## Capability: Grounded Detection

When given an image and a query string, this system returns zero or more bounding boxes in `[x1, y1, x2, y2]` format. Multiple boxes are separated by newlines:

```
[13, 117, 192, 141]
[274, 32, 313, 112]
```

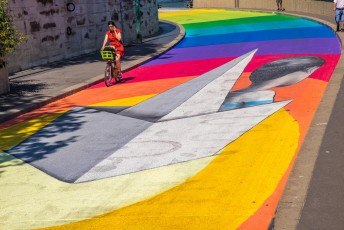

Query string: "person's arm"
[101, 34, 109, 50]
[115, 29, 122, 42]
[334, 0, 337, 11]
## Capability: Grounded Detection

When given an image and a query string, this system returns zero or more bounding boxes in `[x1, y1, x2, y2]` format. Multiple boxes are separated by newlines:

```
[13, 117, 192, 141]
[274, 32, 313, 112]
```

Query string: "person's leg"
[340, 21, 344, 30]
[335, 9, 340, 29]
[340, 10, 344, 31]
[280, 0, 285, 11]
[115, 53, 122, 78]
[276, 0, 284, 11]
[335, 9, 342, 31]
[276, 0, 280, 10]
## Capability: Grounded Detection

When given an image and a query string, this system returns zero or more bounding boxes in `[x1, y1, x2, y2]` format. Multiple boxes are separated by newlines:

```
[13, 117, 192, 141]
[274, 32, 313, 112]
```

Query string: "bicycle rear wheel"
[104, 63, 112, 87]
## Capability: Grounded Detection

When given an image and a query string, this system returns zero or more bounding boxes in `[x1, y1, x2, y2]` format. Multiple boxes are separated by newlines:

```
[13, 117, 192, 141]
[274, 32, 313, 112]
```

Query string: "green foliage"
[0, 0, 26, 68]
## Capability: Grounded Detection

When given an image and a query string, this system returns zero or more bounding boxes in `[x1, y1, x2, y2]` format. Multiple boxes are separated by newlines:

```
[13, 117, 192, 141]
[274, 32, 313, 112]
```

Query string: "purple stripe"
[145, 38, 340, 66]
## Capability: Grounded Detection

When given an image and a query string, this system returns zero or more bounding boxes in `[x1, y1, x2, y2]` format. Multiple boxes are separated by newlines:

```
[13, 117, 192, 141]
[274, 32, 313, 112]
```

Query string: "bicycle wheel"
[104, 63, 112, 87]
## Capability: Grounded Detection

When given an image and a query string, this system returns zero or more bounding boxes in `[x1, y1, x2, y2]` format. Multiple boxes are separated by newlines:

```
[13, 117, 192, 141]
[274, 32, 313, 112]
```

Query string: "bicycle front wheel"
[104, 63, 112, 87]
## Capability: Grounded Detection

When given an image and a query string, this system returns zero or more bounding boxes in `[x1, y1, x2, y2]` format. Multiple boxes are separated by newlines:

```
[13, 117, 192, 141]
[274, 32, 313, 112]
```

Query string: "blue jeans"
[335, 8, 344, 23]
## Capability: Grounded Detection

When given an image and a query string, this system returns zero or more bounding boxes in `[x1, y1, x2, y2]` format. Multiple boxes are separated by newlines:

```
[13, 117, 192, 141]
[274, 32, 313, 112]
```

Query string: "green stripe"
[161, 11, 272, 25]
[182, 14, 299, 29]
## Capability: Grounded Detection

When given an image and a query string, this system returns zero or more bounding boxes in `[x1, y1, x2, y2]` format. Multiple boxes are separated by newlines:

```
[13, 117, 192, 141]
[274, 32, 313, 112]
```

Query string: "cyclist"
[101, 21, 124, 78]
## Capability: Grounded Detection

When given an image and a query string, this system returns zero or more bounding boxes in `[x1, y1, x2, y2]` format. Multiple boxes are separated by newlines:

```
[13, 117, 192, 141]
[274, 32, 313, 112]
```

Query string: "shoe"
[116, 73, 122, 82]
[341, 28, 344, 32]
[281, 8, 285, 11]
[277, 8, 280, 11]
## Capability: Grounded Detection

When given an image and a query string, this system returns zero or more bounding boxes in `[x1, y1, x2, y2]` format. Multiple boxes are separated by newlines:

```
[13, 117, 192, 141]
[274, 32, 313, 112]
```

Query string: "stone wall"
[7, 0, 159, 73]
[239, 0, 333, 17]
[193, 0, 333, 17]
[193, 0, 235, 8]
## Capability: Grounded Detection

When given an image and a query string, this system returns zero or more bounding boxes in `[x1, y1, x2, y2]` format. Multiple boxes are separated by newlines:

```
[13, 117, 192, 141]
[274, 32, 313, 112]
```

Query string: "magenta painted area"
[89, 57, 236, 89]
[144, 38, 341, 66]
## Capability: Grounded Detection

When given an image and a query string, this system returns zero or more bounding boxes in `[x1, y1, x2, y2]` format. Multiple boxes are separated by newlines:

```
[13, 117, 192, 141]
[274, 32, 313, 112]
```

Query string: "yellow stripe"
[0, 112, 65, 150]
[159, 9, 227, 18]
[160, 10, 272, 24]
[89, 94, 156, 107]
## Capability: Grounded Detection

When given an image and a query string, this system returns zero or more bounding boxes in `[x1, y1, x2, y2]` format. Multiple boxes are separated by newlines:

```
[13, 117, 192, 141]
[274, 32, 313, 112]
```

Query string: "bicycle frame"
[101, 49, 121, 87]
[104, 60, 116, 87]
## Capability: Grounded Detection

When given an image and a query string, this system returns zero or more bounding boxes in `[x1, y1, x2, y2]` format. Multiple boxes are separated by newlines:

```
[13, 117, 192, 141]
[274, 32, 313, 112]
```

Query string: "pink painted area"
[88, 57, 236, 89]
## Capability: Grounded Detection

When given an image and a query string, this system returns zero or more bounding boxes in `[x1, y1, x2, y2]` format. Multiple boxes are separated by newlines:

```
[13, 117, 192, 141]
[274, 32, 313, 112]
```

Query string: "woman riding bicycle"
[101, 21, 124, 78]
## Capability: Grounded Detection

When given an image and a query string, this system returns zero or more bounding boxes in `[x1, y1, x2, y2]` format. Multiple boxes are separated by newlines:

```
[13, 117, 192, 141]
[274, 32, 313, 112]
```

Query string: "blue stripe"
[177, 26, 336, 48]
[221, 100, 274, 108]
[186, 19, 322, 37]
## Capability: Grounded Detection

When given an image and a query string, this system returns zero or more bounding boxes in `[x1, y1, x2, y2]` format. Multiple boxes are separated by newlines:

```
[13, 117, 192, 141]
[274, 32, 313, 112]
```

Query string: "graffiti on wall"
[8, 0, 159, 72]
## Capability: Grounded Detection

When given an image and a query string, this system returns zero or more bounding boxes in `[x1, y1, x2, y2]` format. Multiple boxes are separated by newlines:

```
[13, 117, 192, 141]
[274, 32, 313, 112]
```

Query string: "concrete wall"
[193, 0, 235, 8]
[239, 0, 333, 17]
[193, 0, 333, 17]
[7, 0, 159, 73]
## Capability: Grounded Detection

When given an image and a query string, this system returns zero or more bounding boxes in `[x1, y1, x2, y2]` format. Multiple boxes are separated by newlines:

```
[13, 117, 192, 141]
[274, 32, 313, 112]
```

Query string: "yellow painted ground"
[89, 94, 156, 107]
[42, 108, 299, 230]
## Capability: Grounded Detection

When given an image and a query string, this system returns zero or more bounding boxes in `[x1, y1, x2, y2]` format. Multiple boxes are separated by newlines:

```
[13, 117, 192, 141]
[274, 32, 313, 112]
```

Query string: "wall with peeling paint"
[7, 0, 159, 73]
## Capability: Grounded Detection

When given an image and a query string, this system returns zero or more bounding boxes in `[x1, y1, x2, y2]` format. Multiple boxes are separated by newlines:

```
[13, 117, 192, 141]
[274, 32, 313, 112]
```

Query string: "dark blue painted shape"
[176, 26, 337, 48]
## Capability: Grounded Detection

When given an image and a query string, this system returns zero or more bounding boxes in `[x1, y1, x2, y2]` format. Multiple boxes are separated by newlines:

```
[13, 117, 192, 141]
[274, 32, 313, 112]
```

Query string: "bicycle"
[100, 46, 122, 87]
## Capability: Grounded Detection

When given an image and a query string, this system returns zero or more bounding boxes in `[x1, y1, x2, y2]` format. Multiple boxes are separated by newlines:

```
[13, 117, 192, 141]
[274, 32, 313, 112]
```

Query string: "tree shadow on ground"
[1, 108, 101, 178]
[0, 80, 49, 114]
[8, 107, 99, 163]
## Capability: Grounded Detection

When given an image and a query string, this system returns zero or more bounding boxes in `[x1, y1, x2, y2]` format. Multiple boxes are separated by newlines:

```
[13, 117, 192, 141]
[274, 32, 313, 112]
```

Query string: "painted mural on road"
[0, 9, 341, 229]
